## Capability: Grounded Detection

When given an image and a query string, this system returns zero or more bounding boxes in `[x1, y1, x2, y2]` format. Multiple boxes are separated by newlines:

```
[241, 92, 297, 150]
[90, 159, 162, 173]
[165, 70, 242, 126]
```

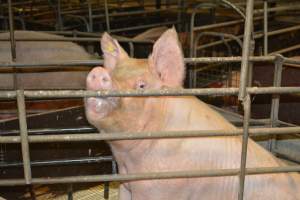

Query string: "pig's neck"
[162, 96, 236, 131]
[109, 97, 169, 168]
[110, 96, 236, 172]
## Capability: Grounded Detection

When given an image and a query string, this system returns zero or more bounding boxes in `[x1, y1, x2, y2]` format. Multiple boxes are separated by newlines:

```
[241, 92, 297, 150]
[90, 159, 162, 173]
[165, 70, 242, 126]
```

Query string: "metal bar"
[109, 20, 179, 33]
[220, 0, 246, 19]
[196, 24, 300, 52]
[263, 0, 268, 56]
[271, 44, 300, 55]
[7, 0, 18, 91]
[193, 32, 243, 57]
[193, 16, 263, 32]
[7, 0, 16, 61]
[88, 2, 93, 32]
[104, 0, 110, 32]
[16, 90, 32, 184]
[269, 56, 284, 151]
[0, 117, 270, 137]
[238, 0, 254, 100]
[56, 0, 63, 31]
[0, 60, 103, 68]
[0, 56, 276, 68]
[254, 4, 300, 14]
[128, 42, 134, 57]
[1, 127, 300, 144]
[189, 2, 218, 57]
[0, 156, 113, 168]
[1, 86, 300, 99]
[0, 165, 299, 186]
[238, 95, 251, 200]
[0, 37, 154, 44]
[92, 8, 176, 18]
[2, 127, 95, 136]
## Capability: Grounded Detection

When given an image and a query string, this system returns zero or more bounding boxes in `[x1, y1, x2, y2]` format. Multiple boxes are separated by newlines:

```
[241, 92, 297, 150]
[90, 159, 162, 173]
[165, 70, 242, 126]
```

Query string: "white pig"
[85, 28, 300, 200]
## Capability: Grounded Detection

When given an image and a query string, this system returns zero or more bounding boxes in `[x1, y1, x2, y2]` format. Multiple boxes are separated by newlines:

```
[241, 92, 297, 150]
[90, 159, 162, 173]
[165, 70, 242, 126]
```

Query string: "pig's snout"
[85, 67, 119, 119]
[86, 67, 113, 90]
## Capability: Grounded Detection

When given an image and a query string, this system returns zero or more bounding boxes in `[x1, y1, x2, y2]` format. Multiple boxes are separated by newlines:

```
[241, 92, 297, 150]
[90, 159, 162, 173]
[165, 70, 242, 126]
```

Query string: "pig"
[85, 28, 300, 200]
[0, 31, 92, 89]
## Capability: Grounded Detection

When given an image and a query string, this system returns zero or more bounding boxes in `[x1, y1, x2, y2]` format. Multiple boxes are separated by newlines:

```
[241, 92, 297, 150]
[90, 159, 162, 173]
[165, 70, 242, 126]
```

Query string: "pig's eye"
[136, 80, 147, 89]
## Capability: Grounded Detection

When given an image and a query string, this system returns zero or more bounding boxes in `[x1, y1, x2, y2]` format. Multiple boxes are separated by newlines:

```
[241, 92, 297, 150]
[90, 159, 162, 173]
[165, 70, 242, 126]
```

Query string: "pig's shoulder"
[165, 96, 236, 131]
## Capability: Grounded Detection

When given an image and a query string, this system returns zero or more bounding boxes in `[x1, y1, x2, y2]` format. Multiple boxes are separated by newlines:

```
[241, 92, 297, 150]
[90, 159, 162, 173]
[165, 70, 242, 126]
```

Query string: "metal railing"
[1, 1, 300, 200]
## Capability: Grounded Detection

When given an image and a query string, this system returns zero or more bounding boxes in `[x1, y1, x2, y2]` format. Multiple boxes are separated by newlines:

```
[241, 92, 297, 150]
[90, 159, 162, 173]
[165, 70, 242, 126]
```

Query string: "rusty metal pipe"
[238, 0, 254, 100]
[1, 86, 300, 99]
[1, 127, 300, 144]
[16, 90, 32, 184]
[0, 56, 276, 69]
[0, 165, 299, 186]
[238, 95, 251, 200]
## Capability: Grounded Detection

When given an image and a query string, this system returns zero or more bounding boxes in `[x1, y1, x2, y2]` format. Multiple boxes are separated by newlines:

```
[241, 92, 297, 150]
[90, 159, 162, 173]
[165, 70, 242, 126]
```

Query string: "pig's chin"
[85, 97, 119, 119]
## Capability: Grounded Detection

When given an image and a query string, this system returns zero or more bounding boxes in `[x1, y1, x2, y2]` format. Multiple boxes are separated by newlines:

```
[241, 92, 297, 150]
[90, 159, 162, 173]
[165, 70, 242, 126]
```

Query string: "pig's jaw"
[85, 97, 119, 119]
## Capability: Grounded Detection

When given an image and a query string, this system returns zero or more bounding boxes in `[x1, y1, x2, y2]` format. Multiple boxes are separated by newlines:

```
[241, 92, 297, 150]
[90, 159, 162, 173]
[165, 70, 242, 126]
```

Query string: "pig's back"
[0, 31, 91, 62]
[0, 31, 92, 89]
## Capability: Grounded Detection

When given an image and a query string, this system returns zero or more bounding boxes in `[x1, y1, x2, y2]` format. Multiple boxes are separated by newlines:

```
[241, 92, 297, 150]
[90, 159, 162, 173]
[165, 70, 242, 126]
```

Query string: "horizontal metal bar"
[0, 56, 276, 68]
[197, 24, 300, 51]
[1, 127, 300, 144]
[0, 87, 300, 99]
[193, 16, 264, 32]
[0, 60, 103, 68]
[1, 118, 270, 137]
[254, 4, 300, 14]
[1, 127, 96, 136]
[0, 165, 299, 186]
[0, 36, 153, 44]
[271, 44, 300, 55]
[92, 8, 177, 18]
[109, 21, 180, 33]
[185, 56, 275, 63]
[0, 156, 113, 168]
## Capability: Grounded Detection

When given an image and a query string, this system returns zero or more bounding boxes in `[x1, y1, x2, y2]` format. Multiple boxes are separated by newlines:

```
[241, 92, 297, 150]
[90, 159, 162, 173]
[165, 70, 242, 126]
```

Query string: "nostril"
[102, 76, 109, 82]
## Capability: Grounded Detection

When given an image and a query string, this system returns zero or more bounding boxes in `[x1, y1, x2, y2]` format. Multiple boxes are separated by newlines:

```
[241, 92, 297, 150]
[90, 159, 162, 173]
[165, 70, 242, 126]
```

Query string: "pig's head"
[85, 28, 185, 133]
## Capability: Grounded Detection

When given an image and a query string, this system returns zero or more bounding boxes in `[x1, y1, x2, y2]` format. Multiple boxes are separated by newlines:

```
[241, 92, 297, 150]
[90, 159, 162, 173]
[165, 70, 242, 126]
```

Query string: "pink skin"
[85, 29, 300, 200]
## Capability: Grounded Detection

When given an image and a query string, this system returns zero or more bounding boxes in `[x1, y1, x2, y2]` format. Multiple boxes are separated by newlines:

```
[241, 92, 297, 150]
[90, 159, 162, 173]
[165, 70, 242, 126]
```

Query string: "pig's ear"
[101, 32, 129, 71]
[149, 28, 185, 87]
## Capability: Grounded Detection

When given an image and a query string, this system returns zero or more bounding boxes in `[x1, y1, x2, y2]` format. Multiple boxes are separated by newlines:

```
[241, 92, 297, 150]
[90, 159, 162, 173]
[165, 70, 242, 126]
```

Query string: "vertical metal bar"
[104, 182, 109, 199]
[189, 12, 196, 58]
[67, 184, 73, 200]
[176, 0, 182, 31]
[8, 0, 16, 60]
[247, 41, 255, 87]
[128, 42, 134, 57]
[8, 0, 18, 90]
[17, 90, 32, 184]
[56, 0, 63, 31]
[189, 12, 196, 88]
[268, 56, 283, 151]
[238, 0, 254, 100]
[88, 2, 93, 32]
[238, 0, 254, 197]
[104, 0, 111, 32]
[238, 95, 251, 200]
[263, 0, 268, 56]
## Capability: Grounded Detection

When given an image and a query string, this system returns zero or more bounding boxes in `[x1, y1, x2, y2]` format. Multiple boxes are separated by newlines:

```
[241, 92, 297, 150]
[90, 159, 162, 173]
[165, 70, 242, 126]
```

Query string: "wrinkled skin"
[85, 29, 300, 200]
[0, 31, 92, 89]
